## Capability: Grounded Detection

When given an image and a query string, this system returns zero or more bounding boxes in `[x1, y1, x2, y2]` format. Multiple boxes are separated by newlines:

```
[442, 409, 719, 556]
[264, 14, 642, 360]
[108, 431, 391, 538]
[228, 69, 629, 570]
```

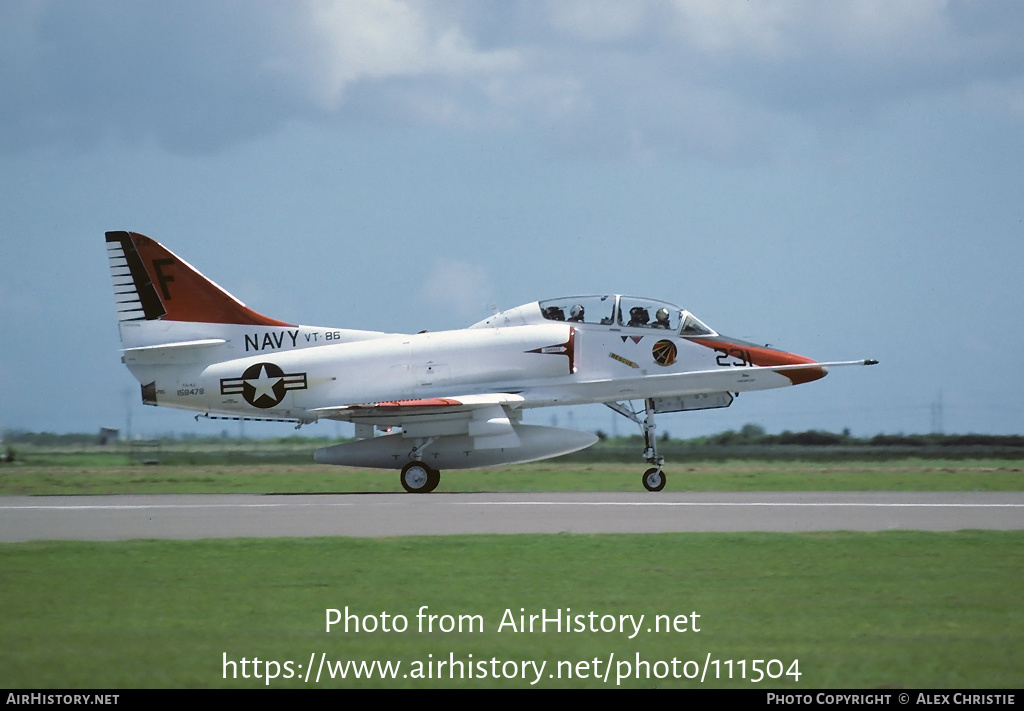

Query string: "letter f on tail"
[105, 231, 292, 326]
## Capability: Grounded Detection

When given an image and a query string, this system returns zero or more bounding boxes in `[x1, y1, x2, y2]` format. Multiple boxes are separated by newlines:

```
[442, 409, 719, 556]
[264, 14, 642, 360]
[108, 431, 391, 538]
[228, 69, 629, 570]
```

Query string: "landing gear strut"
[607, 398, 666, 492]
[400, 461, 440, 493]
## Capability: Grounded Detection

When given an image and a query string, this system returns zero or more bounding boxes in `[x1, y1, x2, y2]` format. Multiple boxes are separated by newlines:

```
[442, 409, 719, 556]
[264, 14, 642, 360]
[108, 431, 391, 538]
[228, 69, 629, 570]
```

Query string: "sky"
[1, 0, 1022, 440]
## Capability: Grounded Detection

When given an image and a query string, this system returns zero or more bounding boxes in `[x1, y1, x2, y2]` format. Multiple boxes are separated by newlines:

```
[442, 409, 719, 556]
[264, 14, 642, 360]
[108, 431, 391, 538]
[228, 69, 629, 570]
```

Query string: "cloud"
[0, 0, 520, 153]
[420, 259, 493, 322]
[306, 0, 520, 109]
[1, 1, 1021, 158]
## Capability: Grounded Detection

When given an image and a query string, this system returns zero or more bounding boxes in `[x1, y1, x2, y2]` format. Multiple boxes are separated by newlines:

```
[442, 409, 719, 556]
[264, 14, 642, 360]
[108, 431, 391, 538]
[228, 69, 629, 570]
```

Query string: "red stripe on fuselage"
[360, 398, 463, 408]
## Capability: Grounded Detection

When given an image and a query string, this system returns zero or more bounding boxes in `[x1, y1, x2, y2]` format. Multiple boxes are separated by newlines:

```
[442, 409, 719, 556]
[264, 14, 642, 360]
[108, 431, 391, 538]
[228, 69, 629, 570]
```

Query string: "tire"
[425, 467, 441, 493]
[642, 467, 666, 492]
[401, 461, 435, 493]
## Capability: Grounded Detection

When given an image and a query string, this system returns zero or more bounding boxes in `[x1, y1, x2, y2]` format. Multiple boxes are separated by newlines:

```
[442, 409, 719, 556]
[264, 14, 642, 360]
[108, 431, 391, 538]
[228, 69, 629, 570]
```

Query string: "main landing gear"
[400, 461, 440, 493]
[607, 398, 667, 492]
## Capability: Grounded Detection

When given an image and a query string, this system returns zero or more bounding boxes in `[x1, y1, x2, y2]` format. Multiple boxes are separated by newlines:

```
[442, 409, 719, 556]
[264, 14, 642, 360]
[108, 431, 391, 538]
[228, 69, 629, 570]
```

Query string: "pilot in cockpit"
[652, 308, 671, 329]
[568, 304, 585, 322]
[542, 306, 565, 321]
[627, 307, 650, 327]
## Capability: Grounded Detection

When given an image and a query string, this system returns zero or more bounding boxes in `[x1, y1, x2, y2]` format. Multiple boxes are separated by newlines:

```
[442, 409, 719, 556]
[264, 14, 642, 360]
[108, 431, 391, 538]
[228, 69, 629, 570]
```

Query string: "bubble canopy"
[473, 295, 717, 337]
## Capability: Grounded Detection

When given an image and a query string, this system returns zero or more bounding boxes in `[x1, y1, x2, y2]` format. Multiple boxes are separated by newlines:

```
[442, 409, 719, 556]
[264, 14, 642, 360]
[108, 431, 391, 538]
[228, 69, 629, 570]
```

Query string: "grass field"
[1, 458, 1023, 495]
[1, 531, 1021, 688]
[2, 455, 1021, 688]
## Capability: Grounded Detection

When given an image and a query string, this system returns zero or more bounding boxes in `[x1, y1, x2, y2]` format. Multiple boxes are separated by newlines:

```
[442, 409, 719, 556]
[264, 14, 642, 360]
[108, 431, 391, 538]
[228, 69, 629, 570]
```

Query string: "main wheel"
[642, 467, 666, 492]
[401, 461, 440, 493]
[425, 467, 440, 493]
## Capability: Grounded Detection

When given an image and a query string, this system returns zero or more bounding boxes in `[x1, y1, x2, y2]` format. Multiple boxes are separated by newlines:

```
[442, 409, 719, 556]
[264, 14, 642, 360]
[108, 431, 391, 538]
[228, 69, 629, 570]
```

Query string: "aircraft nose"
[690, 336, 827, 385]
[782, 357, 827, 385]
[754, 346, 827, 385]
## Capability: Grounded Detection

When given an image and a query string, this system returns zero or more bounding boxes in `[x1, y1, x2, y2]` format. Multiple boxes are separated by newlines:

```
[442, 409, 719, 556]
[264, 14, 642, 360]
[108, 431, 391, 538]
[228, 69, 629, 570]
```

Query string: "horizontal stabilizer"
[122, 339, 227, 352]
[121, 338, 228, 365]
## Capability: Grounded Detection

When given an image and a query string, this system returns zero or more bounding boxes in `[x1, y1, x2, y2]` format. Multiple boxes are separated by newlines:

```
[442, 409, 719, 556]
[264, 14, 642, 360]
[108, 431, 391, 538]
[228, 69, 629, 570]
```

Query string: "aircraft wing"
[309, 393, 527, 449]
[517, 359, 877, 406]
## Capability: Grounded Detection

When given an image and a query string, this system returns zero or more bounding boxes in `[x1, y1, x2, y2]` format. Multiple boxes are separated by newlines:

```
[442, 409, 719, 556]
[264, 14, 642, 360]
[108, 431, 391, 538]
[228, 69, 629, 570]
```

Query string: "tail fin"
[105, 231, 292, 326]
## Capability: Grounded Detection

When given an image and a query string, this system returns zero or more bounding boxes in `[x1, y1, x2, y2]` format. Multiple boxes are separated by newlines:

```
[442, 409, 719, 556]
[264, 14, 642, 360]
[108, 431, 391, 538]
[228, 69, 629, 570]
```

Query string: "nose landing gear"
[607, 398, 667, 492]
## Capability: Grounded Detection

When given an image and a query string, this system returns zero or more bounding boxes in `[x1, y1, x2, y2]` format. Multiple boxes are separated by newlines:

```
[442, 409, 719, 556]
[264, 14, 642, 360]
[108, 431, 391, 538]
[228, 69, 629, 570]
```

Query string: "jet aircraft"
[106, 231, 876, 492]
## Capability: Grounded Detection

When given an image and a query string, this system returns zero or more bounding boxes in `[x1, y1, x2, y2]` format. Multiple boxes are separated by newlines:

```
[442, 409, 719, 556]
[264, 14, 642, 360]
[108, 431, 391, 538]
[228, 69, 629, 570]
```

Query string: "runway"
[2, 492, 1022, 541]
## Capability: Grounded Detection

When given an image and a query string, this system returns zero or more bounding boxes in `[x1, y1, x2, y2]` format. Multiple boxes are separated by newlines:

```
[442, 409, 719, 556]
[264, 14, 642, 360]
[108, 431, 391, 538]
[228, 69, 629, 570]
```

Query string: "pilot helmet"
[570, 304, 584, 320]
[629, 306, 650, 324]
[655, 308, 670, 323]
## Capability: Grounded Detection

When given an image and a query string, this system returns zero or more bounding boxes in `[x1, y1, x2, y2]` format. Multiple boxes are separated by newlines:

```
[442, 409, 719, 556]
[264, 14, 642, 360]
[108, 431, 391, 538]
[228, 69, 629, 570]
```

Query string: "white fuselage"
[121, 316, 801, 422]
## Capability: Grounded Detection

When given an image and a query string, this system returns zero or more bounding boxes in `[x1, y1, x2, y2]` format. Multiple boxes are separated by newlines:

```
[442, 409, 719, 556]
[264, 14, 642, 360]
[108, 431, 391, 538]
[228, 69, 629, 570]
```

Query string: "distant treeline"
[575, 424, 1024, 461]
[0, 431, 332, 447]
[669, 426, 1024, 449]
[5, 426, 1023, 449]
[4, 432, 102, 446]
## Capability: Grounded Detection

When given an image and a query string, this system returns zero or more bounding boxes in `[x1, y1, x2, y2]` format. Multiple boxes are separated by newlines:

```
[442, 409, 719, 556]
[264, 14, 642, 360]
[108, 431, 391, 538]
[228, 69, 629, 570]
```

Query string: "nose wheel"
[642, 467, 666, 492]
[400, 461, 441, 493]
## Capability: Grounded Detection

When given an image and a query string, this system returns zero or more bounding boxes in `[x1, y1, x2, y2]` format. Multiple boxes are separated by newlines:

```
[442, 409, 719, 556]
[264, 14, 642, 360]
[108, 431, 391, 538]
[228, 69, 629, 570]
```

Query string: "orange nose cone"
[751, 347, 827, 385]
[690, 337, 828, 385]
[753, 348, 827, 385]
[783, 362, 828, 385]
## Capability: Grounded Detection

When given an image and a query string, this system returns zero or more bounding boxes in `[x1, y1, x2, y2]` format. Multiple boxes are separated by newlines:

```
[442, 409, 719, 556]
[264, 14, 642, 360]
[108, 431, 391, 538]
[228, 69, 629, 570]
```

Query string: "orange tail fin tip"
[106, 231, 292, 327]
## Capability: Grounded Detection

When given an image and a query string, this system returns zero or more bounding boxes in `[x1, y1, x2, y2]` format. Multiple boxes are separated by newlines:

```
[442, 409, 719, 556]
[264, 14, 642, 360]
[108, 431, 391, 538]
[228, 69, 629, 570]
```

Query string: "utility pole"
[930, 391, 944, 434]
